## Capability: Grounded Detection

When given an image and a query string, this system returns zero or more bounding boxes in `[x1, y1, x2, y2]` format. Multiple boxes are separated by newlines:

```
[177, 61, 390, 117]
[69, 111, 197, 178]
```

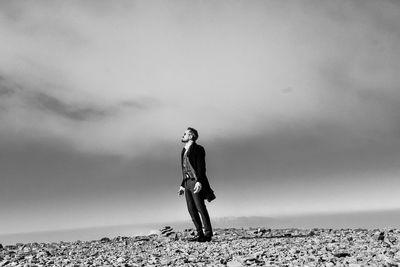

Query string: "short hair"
[187, 127, 199, 141]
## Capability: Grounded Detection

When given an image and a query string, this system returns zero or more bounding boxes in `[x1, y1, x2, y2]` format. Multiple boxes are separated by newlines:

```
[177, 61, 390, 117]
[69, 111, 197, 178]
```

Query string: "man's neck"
[184, 140, 194, 150]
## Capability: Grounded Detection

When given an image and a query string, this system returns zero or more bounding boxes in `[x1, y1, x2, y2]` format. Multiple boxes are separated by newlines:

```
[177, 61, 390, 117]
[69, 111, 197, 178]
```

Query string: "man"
[178, 127, 215, 242]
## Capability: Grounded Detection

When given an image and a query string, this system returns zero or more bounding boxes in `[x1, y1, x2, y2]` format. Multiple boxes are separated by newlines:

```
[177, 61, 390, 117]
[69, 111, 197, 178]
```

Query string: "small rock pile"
[1, 228, 400, 266]
[159, 226, 175, 237]
[159, 226, 180, 241]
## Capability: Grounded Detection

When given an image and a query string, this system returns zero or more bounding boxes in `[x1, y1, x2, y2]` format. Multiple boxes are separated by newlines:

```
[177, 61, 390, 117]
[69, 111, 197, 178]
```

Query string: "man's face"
[181, 130, 192, 143]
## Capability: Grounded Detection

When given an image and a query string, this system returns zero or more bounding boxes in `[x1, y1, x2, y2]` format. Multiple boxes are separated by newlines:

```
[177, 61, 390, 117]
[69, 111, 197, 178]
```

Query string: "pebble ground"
[1, 228, 400, 266]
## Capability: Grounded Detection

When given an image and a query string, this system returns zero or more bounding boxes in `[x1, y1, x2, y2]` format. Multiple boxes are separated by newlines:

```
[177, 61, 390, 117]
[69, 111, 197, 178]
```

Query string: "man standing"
[178, 127, 215, 242]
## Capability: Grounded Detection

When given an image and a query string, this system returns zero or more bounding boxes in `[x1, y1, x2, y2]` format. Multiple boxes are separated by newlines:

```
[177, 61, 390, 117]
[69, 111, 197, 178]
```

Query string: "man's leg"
[192, 191, 212, 238]
[185, 180, 204, 237]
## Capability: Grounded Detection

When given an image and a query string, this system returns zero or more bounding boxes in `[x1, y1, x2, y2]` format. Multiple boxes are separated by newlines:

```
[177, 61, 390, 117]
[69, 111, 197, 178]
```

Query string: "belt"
[184, 173, 196, 180]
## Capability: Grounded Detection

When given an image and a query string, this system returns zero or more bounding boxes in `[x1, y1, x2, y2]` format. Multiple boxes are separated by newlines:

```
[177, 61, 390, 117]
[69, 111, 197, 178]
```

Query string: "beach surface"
[1, 227, 400, 266]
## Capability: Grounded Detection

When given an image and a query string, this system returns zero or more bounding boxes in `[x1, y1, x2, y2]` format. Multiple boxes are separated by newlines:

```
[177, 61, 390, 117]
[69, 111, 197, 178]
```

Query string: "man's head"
[181, 127, 199, 143]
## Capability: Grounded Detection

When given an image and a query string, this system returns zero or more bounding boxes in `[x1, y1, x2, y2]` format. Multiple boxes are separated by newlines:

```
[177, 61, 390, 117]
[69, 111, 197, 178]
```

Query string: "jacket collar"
[182, 142, 196, 158]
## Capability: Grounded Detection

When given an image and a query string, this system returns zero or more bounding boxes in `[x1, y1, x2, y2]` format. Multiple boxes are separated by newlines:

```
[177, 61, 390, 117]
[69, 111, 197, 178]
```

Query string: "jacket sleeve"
[180, 153, 185, 187]
[195, 146, 207, 183]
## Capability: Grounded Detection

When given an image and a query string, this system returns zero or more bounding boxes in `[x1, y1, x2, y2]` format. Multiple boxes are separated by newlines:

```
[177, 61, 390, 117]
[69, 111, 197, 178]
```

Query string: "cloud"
[0, 72, 157, 120]
[0, 75, 18, 96]
[31, 92, 112, 121]
[0, 0, 399, 157]
[1, 1, 400, 234]
[28, 91, 159, 122]
[0, 71, 163, 156]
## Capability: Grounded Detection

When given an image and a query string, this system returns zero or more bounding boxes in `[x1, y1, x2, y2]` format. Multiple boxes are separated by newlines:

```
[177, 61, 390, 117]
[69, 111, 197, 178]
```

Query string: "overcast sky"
[1, 0, 400, 235]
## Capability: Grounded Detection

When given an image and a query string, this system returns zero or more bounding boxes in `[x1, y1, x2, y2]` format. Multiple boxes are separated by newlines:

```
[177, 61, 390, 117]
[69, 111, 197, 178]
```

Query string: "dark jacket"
[181, 142, 216, 202]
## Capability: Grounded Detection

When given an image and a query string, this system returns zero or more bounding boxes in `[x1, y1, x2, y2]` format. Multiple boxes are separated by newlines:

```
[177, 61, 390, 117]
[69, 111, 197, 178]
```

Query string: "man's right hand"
[178, 186, 185, 196]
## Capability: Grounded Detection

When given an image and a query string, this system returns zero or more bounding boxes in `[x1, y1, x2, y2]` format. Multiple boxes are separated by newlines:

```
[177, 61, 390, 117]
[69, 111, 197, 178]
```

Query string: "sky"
[1, 0, 400, 235]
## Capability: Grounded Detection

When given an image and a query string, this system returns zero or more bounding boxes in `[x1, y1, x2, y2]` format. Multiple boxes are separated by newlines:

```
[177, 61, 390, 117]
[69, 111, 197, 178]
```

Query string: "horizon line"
[2, 207, 400, 237]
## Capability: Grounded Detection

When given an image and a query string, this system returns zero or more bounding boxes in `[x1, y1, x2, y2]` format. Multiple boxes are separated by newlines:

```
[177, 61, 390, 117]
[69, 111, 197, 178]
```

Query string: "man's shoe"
[187, 236, 203, 242]
[187, 236, 212, 242]
[197, 236, 212, 242]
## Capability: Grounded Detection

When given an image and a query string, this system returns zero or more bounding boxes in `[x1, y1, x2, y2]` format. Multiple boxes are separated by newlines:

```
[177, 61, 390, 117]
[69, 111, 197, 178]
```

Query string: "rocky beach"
[1, 227, 400, 266]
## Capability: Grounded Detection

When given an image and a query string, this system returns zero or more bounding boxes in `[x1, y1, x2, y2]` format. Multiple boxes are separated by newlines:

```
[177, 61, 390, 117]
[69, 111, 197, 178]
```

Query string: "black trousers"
[184, 179, 212, 237]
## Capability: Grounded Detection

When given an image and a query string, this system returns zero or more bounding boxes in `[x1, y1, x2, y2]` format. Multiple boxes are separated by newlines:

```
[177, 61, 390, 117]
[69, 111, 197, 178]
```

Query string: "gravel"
[1, 228, 400, 266]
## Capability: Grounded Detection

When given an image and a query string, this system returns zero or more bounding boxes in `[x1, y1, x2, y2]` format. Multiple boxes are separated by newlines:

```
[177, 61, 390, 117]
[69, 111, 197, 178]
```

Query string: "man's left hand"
[193, 182, 202, 194]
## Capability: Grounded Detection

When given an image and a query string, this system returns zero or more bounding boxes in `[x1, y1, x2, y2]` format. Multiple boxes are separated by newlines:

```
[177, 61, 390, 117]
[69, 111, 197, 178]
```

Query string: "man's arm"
[194, 146, 206, 183]
[193, 146, 206, 194]
[179, 150, 185, 195]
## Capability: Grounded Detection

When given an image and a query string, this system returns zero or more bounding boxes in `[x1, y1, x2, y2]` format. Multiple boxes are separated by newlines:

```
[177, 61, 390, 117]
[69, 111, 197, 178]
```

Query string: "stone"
[333, 252, 351, 258]
[116, 257, 126, 263]
[227, 260, 243, 267]
[100, 237, 111, 243]
[378, 231, 385, 241]
[160, 258, 171, 265]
